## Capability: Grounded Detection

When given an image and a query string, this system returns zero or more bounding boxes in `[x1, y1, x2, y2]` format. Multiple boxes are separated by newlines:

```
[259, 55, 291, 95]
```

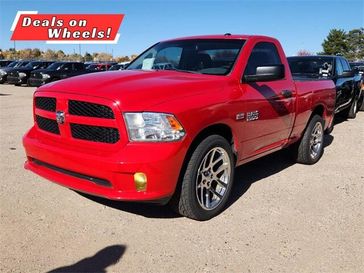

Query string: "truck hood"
[37, 70, 229, 109]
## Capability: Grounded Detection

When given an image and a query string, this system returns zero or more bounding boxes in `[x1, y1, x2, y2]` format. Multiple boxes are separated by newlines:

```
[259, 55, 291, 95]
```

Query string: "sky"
[0, 0, 363, 57]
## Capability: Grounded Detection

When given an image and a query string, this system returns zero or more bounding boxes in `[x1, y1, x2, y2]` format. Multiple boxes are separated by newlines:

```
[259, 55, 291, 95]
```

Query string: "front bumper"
[28, 78, 50, 87]
[23, 126, 189, 202]
[7, 75, 25, 85]
[0, 74, 7, 83]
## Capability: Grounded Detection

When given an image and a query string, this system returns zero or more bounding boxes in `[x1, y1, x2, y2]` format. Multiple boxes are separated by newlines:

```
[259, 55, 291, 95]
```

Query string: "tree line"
[0, 48, 138, 63]
[1, 28, 363, 62]
[297, 28, 364, 61]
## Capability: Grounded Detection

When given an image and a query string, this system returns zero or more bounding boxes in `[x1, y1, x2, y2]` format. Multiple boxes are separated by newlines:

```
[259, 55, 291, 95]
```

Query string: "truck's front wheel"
[172, 135, 235, 220]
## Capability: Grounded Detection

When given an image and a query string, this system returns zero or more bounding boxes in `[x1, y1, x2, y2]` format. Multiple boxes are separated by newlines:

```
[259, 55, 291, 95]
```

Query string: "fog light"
[134, 172, 147, 192]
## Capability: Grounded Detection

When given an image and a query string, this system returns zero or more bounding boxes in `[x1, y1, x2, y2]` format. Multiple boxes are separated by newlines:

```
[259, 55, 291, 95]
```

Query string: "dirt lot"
[0, 84, 363, 273]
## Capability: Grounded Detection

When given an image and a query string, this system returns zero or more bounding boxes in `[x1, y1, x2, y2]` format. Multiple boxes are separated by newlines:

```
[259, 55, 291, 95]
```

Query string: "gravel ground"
[0, 84, 363, 273]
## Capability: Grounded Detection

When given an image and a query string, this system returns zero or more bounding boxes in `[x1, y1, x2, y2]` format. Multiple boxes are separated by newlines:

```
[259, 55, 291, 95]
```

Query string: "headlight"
[19, 72, 26, 77]
[41, 73, 50, 79]
[124, 112, 185, 142]
[0, 70, 7, 75]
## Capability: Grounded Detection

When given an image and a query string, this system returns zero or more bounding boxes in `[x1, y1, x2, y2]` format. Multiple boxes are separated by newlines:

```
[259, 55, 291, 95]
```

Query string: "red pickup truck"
[23, 35, 336, 220]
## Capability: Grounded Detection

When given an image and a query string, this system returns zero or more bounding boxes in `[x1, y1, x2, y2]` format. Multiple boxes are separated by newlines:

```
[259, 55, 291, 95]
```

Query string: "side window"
[62, 63, 72, 71]
[74, 63, 84, 71]
[153, 47, 182, 69]
[341, 58, 351, 71]
[335, 58, 343, 76]
[244, 42, 282, 75]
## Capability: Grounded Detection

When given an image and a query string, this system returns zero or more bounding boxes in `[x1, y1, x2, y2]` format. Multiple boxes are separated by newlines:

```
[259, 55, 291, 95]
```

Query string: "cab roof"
[162, 34, 276, 42]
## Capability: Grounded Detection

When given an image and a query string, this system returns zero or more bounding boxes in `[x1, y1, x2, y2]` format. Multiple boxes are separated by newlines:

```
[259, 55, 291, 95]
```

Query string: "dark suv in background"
[288, 55, 362, 119]
[0, 60, 14, 68]
[0, 61, 29, 84]
[7, 61, 54, 86]
[28, 62, 88, 87]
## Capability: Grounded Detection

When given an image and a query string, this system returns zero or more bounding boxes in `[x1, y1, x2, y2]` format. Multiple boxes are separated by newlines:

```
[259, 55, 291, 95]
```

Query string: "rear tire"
[293, 115, 324, 165]
[343, 98, 358, 119]
[359, 92, 364, 111]
[170, 135, 235, 221]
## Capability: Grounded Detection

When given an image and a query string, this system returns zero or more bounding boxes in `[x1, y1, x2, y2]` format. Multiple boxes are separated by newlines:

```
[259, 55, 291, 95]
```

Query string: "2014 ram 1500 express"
[23, 35, 336, 220]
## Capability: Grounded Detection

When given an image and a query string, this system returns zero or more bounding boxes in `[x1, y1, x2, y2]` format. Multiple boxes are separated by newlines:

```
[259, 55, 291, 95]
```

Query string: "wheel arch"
[311, 104, 325, 118]
[169, 122, 237, 204]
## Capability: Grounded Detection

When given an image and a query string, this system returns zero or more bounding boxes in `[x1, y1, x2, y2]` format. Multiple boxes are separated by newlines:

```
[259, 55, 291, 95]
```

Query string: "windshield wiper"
[165, 68, 201, 74]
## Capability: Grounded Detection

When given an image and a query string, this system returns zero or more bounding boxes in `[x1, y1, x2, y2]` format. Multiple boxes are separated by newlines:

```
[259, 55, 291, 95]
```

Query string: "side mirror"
[340, 70, 355, 78]
[243, 64, 285, 82]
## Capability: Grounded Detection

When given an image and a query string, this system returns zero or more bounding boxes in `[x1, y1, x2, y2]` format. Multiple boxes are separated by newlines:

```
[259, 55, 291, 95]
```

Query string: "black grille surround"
[31, 158, 111, 187]
[35, 97, 56, 112]
[35, 115, 60, 134]
[31, 73, 42, 79]
[70, 123, 119, 144]
[69, 100, 114, 119]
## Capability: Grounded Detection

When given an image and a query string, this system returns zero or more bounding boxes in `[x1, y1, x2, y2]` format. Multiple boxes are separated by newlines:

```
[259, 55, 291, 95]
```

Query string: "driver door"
[238, 42, 296, 160]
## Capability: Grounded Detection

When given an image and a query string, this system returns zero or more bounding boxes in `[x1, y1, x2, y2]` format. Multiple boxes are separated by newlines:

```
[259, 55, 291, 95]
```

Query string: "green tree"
[322, 29, 348, 56]
[115, 55, 130, 62]
[42, 49, 58, 60]
[32, 48, 42, 59]
[346, 28, 364, 61]
[84, 52, 93, 62]
[56, 50, 66, 60]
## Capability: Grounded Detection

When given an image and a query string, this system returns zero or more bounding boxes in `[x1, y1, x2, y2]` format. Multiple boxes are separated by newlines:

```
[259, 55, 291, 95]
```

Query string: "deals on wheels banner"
[11, 12, 124, 43]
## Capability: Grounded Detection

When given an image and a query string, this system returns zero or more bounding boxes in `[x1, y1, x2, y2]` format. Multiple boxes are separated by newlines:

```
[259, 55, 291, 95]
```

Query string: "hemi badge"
[236, 113, 245, 120]
[247, 110, 259, 122]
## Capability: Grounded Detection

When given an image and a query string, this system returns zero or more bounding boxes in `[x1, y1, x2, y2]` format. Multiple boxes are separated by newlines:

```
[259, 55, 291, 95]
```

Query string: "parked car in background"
[108, 64, 122, 70]
[7, 61, 54, 86]
[23, 35, 336, 220]
[28, 62, 88, 87]
[350, 62, 364, 110]
[349, 62, 364, 75]
[0, 61, 29, 84]
[288, 55, 362, 119]
[0, 60, 14, 67]
[86, 63, 112, 71]
[109, 62, 130, 70]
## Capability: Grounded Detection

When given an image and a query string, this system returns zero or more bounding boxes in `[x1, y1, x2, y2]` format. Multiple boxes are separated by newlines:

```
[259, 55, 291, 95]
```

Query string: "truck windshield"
[127, 39, 245, 75]
[288, 57, 334, 78]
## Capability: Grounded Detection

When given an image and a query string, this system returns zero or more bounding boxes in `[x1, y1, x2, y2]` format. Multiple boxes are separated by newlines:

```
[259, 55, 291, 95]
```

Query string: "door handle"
[281, 90, 293, 98]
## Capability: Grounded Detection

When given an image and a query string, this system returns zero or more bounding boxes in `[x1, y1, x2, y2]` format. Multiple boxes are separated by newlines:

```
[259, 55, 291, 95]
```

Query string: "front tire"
[171, 135, 235, 220]
[293, 115, 324, 165]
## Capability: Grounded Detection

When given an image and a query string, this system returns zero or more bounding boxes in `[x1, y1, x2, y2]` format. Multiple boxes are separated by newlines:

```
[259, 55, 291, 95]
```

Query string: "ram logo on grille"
[56, 111, 65, 124]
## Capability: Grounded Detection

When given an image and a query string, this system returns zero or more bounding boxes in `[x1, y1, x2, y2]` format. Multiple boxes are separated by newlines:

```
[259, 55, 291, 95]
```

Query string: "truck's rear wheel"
[343, 98, 358, 119]
[294, 115, 324, 165]
[359, 92, 364, 111]
[172, 135, 234, 220]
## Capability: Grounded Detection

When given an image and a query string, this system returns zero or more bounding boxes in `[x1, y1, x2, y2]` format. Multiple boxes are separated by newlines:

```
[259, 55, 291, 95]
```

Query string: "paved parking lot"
[0, 84, 363, 273]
